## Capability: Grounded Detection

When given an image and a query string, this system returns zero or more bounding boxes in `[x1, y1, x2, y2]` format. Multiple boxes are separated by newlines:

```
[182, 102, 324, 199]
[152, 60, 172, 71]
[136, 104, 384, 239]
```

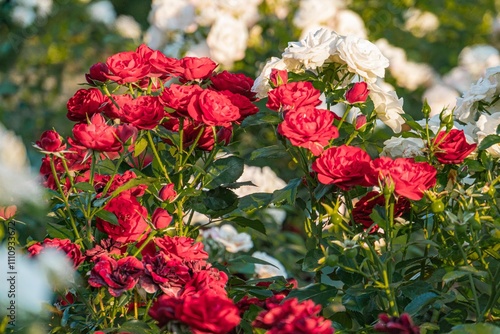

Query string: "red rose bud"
[36, 130, 65, 152]
[152, 208, 173, 230]
[85, 62, 109, 85]
[345, 82, 369, 104]
[159, 183, 177, 202]
[270, 68, 288, 87]
[355, 114, 367, 131]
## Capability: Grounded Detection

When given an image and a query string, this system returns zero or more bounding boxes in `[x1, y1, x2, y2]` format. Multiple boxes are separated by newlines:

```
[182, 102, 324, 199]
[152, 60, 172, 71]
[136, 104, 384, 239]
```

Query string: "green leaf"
[272, 178, 302, 205]
[204, 156, 244, 189]
[250, 145, 288, 160]
[241, 109, 282, 127]
[187, 187, 238, 218]
[229, 216, 266, 234]
[95, 209, 119, 226]
[74, 182, 95, 192]
[133, 137, 148, 157]
[229, 255, 278, 266]
[119, 320, 154, 333]
[110, 177, 155, 198]
[443, 271, 469, 284]
[238, 193, 273, 212]
[478, 134, 500, 150]
[404, 291, 438, 315]
[449, 323, 500, 334]
[46, 222, 74, 240]
[302, 249, 324, 272]
[286, 283, 337, 308]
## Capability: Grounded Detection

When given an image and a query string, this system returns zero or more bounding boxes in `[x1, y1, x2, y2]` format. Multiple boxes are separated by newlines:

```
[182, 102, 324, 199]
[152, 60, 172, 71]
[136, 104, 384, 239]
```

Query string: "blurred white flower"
[233, 165, 287, 198]
[368, 82, 405, 133]
[375, 39, 407, 73]
[202, 224, 253, 253]
[87, 0, 116, 26]
[334, 35, 389, 83]
[422, 84, 459, 117]
[443, 66, 476, 94]
[455, 76, 497, 123]
[394, 61, 436, 91]
[145, 26, 166, 50]
[404, 8, 439, 38]
[148, 0, 196, 32]
[252, 251, 287, 278]
[184, 40, 211, 58]
[381, 137, 426, 159]
[206, 15, 249, 68]
[459, 45, 500, 80]
[266, 0, 291, 19]
[331, 10, 367, 39]
[115, 15, 142, 40]
[476, 112, 500, 157]
[0, 124, 42, 206]
[11, 5, 36, 27]
[282, 27, 339, 71]
[293, 0, 341, 30]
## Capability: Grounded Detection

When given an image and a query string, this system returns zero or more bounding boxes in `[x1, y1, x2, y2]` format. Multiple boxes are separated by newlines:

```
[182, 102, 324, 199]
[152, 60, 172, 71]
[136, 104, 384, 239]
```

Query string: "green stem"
[133, 230, 156, 257]
[147, 131, 172, 183]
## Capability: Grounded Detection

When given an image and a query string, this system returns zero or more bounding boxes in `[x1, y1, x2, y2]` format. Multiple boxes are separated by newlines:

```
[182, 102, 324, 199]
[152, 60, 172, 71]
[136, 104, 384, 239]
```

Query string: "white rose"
[11, 5, 36, 27]
[404, 8, 439, 38]
[282, 27, 340, 71]
[455, 77, 497, 123]
[233, 165, 287, 198]
[381, 137, 426, 159]
[443, 66, 475, 94]
[334, 35, 389, 83]
[252, 251, 287, 278]
[203, 225, 254, 253]
[206, 14, 248, 68]
[293, 0, 341, 29]
[459, 45, 500, 79]
[148, 0, 196, 32]
[375, 39, 407, 73]
[393, 61, 436, 91]
[476, 112, 500, 157]
[331, 10, 367, 39]
[252, 57, 289, 99]
[115, 15, 142, 40]
[87, 0, 116, 26]
[368, 82, 405, 133]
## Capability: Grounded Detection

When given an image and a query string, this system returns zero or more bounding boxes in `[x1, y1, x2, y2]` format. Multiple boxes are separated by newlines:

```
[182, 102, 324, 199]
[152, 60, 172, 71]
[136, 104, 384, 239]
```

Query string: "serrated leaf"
[478, 134, 500, 150]
[241, 109, 282, 127]
[404, 291, 438, 315]
[95, 209, 119, 226]
[272, 178, 301, 205]
[238, 192, 273, 212]
[187, 187, 238, 218]
[229, 216, 266, 234]
[250, 145, 288, 160]
[204, 156, 244, 189]
[443, 270, 469, 284]
[46, 222, 74, 240]
[119, 320, 154, 333]
[286, 283, 337, 307]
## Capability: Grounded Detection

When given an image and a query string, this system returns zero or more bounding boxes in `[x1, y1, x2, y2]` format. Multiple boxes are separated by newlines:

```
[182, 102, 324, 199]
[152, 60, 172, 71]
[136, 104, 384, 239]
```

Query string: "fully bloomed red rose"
[182, 267, 229, 296]
[266, 81, 322, 112]
[253, 298, 333, 334]
[433, 129, 476, 164]
[188, 89, 241, 127]
[136, 44, 183, 79]
[278, 106, 339, 156]
[66, 88, 111, 122]
[312, 145, 372, 190]
[366, 157, 437, 201]
[36, 130, 65, 152]
[180, 57, 218, 82]
[159, 84, 203, 117]
[210, 70, 257, 101]
[352, 191, 410, 232]
[85, 62, 109, 85]
[220, 90, 259, 122]
[96, 193, 149, 243]
[105, 51, 150, 84]
[106, 170, 147, 197]
[71, 114, 122, 152]
[154, 236, 208, 261]
[88, 255, 144, 297]
[27, 238, 84, 268]
[345, 82, 369, 104]
[140, 252, 192, 295]
[118, 95, 165, 130]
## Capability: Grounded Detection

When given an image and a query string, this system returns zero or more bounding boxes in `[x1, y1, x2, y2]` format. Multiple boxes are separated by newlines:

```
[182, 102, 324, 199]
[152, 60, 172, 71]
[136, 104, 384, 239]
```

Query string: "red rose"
[253, 298, 333, 334]
[182, 268, 229, 296]
[136, 44, 183, 79]
[266, 81, 321, 112]
[219, 90, 259, 122]
[352, 191, 410, 232]
[366, 157, 437, 201]
[105, 51, 150, 84]
[152, 208, 173, 230]
[27, 238, 84, 268]
[433, 129, 476, 164]
[66, 88, 111, 122]
[345, 82, 369, 104]
[210, 70, 257, 101]
[374, 313, 420, 334]
[154, 236, 208, 261]
[0, 205, 16, 220]
[159, 183, 177, 202]
[104, 94, 132, 120]
[270, 68, 288, 87]
[278, 106, 339, 156]
[159, 84, 203, 117]
[71, 114, 122, 152]
[106, 170, 147, 197]
[36, 130, 65, 152]
[140, 253, 191, 295]
[355, 114, 367, 131]
[312, 145, 372, 190]
[88, 255, 144, 297]
[96, 193, 149, 243]
[187, 89, 240, 127]
[118, 95, 165, 130]
[85, 62, 109, 85]
[180, 56, 218, 81]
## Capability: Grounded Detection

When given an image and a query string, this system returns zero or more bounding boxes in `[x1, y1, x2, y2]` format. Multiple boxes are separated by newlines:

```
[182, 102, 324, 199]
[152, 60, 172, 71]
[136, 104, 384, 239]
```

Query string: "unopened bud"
[345, 82, 369, 104]
[269, 68, 288, 87]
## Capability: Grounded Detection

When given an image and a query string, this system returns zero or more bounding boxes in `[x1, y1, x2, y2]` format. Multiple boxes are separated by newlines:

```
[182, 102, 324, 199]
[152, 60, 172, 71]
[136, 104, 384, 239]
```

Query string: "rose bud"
[355, 114, 367, 131]
[0, 205, 17, 220]
[36, 130, 65, 152]
[152, 208, 173, 230]
[85, 62, 109, 85]
[270, 68, 288, 87]
[345, 82, 369, 104]
[159, 183, 177, 202]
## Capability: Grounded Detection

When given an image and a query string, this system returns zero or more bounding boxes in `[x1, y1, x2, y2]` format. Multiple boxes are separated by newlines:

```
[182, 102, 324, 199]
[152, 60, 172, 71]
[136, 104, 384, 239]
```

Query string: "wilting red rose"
[210, 70, 257, 101]
[366, 157, 437, 201]
[140, 253, 192, 295]
[66, 88, 111, 122]
[266, 81, 321, 112]
[0, 205, 16, 220]
[96, 193, 149, 243]
[159, 84, 203, 117]
[180, 57, 218, 82]
[219, 90, 259, 122]
[136, 44, 183, 79]
[374, 313, 420, 334]
[270, 68, 288, 87]
[312, 145, 372, 190]
[352, 191, 410, 232]
[36, 130, 65, 152]
[253, 298, 333, 334]
[118, 95, 165, 130]
[433, 129, 476, 164]
[154, 236, 208, 261]
[88, 255, 144, 297]
[85, 62, 109, 85]
[152, 208, 173, 230]
[345, 82, 369, 104]
[159, 183, 177, 202]
[71, 114, 122, 152]
[188, 89, 240, 127]
[105, 51, 150, 84]
[27, 238, 84, 268]
[278, 106, 339, 156]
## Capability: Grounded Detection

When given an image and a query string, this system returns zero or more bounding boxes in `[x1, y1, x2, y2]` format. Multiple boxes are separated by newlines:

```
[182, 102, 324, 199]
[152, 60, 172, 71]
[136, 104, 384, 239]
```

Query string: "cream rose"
[368, 82, 405, 133]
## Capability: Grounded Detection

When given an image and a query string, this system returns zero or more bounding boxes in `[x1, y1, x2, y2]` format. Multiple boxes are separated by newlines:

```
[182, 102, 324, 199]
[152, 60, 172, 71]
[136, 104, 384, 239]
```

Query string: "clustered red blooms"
[374, 313, 420, 334]
[27, 238, 84, 268]
[432, 129, 476, 164]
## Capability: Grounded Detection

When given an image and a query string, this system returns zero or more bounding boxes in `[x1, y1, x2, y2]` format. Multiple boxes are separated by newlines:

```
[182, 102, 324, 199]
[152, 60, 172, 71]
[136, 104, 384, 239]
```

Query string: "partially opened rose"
[433, 129, 476, 164]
